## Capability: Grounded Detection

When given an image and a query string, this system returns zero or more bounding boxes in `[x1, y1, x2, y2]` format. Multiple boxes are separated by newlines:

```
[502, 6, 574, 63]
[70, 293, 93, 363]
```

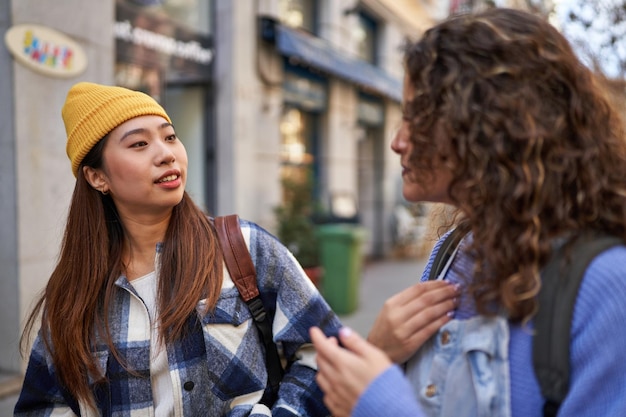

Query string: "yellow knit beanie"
[62, 82, 171, 177]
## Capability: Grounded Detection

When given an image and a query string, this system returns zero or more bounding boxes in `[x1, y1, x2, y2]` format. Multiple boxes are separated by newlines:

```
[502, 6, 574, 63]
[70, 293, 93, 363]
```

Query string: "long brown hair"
[403, 8, 626, 321]
[20, 135, 223, 405]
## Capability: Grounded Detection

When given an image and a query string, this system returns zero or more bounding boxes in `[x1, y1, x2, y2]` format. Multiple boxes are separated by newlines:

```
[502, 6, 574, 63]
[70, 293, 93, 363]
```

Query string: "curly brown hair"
[403, 8, 626, 321]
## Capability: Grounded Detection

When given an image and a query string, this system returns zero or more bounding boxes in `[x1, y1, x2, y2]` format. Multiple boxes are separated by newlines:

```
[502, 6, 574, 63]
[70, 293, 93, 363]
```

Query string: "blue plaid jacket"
[15, 219, 341, 416]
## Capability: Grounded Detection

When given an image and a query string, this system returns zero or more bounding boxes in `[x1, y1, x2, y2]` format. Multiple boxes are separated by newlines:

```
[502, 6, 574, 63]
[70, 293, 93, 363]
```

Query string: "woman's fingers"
[389, 279, 455, 306]
[367, 281, 459, 362]
[311, 326, 394, 417]
[310, 327, 339, 364]
[310, 327, 362, 416]
[338, 328, 391, 370]
[312, 327, 392, 382]
[310, 280, 462, 412]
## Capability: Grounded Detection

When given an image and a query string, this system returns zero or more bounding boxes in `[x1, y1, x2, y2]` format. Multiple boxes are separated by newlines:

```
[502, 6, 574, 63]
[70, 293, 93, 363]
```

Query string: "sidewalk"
[0, 257, 428, 417]
[338, 256, 428, 337]
[0, 374, 20, 417]
[0, 395, 16, 417]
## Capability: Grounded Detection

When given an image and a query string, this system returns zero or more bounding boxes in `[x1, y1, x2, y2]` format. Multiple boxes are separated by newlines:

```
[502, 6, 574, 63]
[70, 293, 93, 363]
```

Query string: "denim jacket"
[404, 315, 511, 417]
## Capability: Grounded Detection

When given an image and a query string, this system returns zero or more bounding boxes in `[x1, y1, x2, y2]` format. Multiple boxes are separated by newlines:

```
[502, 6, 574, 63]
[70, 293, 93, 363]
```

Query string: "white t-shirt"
[132, 271, 174, 416]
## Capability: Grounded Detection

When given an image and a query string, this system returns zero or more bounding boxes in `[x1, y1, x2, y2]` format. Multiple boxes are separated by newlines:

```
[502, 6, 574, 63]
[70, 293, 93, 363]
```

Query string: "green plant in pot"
[274, 175, 322, 287]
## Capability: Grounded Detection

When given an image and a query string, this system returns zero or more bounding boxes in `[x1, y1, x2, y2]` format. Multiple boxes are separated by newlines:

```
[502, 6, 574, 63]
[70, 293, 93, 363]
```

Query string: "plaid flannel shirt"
[16, 218, 341, 416]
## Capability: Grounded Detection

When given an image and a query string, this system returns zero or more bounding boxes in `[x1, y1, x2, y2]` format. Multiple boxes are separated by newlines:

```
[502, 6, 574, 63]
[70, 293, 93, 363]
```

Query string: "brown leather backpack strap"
[214, 214, 258, 301]
[213, 214, 284, 406]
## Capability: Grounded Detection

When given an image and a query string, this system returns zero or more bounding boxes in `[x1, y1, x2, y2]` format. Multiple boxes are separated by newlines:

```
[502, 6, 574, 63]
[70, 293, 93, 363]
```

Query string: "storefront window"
[122, 0, 212, 35]
[164, 86, 207, 207]
[281, 65, 324, 204]
[280, 107, 315, 184]
[115, 0, 215, 212]
[278, 0, 317, 34]
[115, 1, 213, 86]
[355, 11, 378, 64]
[115, 63, 164, 101]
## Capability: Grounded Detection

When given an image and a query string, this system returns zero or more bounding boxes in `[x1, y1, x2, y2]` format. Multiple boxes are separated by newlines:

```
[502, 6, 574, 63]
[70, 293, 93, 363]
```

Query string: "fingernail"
[339, 327, 353, 337]
[447, 310, 455, 318]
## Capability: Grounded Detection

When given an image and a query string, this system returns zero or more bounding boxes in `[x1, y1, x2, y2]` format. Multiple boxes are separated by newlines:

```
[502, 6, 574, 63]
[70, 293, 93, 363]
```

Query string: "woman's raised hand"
[367, 280, 459, 363]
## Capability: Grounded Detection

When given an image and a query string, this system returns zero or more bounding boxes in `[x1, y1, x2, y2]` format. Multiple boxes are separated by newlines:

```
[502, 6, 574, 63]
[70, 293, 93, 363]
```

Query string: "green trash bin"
[316, 224, 367, 315]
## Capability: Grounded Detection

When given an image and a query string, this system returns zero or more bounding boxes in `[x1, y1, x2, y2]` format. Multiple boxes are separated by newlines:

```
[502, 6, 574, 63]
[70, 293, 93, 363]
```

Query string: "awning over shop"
[261, 18, 402, 102]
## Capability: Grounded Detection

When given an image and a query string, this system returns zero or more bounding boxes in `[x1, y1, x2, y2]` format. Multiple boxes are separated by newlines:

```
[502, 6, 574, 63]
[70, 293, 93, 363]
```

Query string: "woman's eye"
[130, 141, 147, 148]
[166, 134, 177, 142]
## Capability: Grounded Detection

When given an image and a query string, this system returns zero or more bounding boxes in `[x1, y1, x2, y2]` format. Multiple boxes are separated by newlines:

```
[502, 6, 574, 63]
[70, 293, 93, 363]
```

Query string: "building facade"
[1, 0, 444, 393]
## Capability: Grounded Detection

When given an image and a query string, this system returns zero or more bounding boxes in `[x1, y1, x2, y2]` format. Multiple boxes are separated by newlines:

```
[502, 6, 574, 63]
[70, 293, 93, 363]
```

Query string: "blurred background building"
[2, 0, 624, 402]
[0, 0, 449, 395]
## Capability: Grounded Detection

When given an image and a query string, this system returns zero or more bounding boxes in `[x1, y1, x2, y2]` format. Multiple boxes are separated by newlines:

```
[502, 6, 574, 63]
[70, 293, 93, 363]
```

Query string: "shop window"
[115, 1, 213, 86]
[355, 11, 378, 65]
[115, 63, 164, 102]
[280, 106, 322, 200]
[164, 86, 208, 208]
[280, 64, 325, 208]
[119, 0, 213, 35]
[280, 107, 316, 183]
[278, 0, 317, 34]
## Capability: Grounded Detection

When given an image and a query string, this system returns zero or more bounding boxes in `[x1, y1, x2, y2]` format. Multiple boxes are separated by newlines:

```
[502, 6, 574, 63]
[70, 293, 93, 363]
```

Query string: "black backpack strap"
[427, 227, 466, 281]
[214, 215, 284, 407]
[534, 234, 622, 417]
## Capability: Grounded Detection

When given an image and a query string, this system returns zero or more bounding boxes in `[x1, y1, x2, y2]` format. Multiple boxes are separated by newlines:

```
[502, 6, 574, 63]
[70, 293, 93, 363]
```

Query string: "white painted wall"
[10, 0, 115, 367]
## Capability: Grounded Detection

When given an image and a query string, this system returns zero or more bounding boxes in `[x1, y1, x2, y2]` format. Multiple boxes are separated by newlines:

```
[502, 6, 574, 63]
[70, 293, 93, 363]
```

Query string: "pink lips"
[155, 170, 182, 189]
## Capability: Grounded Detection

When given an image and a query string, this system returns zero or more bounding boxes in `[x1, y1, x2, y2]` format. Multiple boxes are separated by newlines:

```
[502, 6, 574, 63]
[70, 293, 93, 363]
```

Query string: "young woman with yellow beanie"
[14, 82, 341, 416]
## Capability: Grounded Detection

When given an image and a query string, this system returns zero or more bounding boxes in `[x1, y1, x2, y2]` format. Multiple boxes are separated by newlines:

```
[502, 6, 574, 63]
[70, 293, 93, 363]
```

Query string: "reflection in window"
[115, 62, 163, 101]
[279, 106, 319, 223]
[120, 0, 212, 34]
[280, 107, 315, 186]
[355, 11, 378, 64]
[280, 108, 313, 165]
[278, 0, 316, 33]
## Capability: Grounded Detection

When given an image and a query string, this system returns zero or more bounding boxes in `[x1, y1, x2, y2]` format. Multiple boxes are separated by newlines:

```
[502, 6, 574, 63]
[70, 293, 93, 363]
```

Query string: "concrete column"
[10, 0, 115, 368]
[0, 0, 20, 374]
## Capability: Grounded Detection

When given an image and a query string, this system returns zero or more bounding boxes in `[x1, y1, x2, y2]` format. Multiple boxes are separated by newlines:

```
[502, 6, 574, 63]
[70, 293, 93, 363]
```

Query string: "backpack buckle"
[248, 297, 267, 322]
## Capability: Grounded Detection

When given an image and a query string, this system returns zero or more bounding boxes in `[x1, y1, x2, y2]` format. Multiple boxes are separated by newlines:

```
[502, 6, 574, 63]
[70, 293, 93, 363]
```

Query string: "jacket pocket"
[199, 288, 268, 401]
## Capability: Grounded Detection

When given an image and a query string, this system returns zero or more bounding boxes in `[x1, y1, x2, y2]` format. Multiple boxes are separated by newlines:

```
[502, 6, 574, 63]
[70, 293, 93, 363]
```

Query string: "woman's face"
[85, 115, 188, 220]
[391, 77, 454, 205]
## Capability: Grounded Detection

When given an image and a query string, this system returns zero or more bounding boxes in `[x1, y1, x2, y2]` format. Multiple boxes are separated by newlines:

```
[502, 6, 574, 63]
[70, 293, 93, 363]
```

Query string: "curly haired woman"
[311, 8, 626, 417]
[15, 82, 341, 416]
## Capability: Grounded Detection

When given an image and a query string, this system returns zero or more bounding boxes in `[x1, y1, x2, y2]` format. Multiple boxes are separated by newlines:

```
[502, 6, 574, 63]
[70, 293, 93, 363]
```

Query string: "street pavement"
[0, 395, 15, 417]
[0, 374, 20, 417]
[0, 257, 427, 417]
[337, 256, 428, 336]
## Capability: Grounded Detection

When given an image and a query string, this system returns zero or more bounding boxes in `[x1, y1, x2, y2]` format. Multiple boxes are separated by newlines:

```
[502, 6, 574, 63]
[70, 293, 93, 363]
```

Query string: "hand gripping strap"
[213, 215, 284, 407]
[427, 227, 466, 281]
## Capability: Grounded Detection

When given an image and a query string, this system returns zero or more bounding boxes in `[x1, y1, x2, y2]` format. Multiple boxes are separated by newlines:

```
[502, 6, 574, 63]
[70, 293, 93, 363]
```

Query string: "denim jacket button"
[183, 381, 195, 391]
[425, 383, 437, 397]
[440, 330, 451, 345]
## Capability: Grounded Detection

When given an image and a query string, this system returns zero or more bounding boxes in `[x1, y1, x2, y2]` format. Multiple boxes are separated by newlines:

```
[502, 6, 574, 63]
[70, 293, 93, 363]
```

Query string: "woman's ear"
[82, 166, 109, 194]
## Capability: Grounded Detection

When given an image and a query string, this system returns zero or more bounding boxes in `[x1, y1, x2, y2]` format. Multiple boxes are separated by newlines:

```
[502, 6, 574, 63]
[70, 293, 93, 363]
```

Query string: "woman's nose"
[156, 143, 176, 165]
[391, 123, 408, 154]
